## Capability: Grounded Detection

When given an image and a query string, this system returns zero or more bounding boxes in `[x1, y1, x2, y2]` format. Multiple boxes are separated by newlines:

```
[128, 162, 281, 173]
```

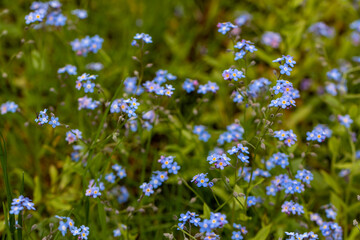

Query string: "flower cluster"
[267, 174, 305, 196]
[25, 1, 67, 26]
[269, 80, 299, 109]
[142, 70, 176, 96]
[217, 22, 237, 35]
[140, 156, 180, 196]
[222, 68, 245, 81]
[10, 195, 35, 215]
[228, 143, 250, 163]
[182, 78, 198, 93]
[310, 213, 324, 226]
[78, 96, 100, 110]
[273, 55, 296, 76]
[308, 22, 335, 38]
[70, 145, 82, 162]
[239, 167, 270, 182]
[110, 97, 140, 118]
[217, 123, 244, 145]
[56, 216, 89, 239]
[86, 62, 103, 71]
[123, 77, 143, 95]
[177, 211, 201, 229]
[234, 39, 257, 60]
[325, 68, 347, 96]
[207, 153, 231, 169]
[65, 129, 82, 144]
[105, 164, 127, 183]
[1, 101, 18, 114]
[232, 223, 247, 240]
[306, 124, 332, 142]
[232, 77, 271, 103]
[58, 64, 77, 75]
[295, 169, 314, 185]
[281, 200, 304, 215]
[350, 19, 360, 45]
[285, 231, 318, 240]
[199, 212, 228, 234]
[35, 108, 60, 128]
[235, 13, 252, 26]
[71, 9, 87, 19]
[70, 35, 104, 56]
[110, 186, 129, 204]
[191, 173, 212, 187]
[274, 129, 297, 146]
[193, 125, 211, 142]
[266, 152, 289, 169]
[75, 73, 97, 92]
[131, 33, 152, 46]
[85, 179, 104, 198]
[197, 81, 219, 94]
[247, 77, 271, 97]
[261, 31, 282, 48]
[320, 222, 342, 239]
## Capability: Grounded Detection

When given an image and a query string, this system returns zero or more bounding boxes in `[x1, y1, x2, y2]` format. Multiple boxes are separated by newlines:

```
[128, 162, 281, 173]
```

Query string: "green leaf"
[30, 50, 45, 71]
[328, 137, 340, 159]
[320, 170, 342, 194]
[97, 198, 107, 234]
[203, 203, 211, 219]
[250, 224, 272, 240]
[239, 213, 252, 221]
[33, 176, 42, 204]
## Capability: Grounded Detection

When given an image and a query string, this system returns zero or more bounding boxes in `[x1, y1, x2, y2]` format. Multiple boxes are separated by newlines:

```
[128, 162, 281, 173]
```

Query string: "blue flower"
[231, 231, 244, 240]
[71, 35, 104, 56]
[58, 65, 77, 75]
[1, 101, 19, 114]
[325, 208, 337, 220]
[113, 229, 121, 237]
[71, 227, 81, 236]
[281, 200, 304, 215]
[237, 153, 249, 163]
[191, 173, 210, 187]
[308, 22, 335, 38]
[105, 172, 116, 183]
[279, 64, 292, 76]
[247, 196, 261, 207]
[71, 9, 88, 19]
[133, 33, 152, 45]
[234, 50, 246, 60]
[140, 183, 154, 196]
[49, 116, 60, 128]
[235, 13, 252, 26]
[217, 22, 237, 35]
[261, 31, 282, 48]
[168, 162, 180, 174]
[327, 68, 342, 82]
[46, 12, 67, 26]
[338, 114, 353, 128]
[65, 129, 82, 144]
[182, 79, 196, 93]
[83, 80, 95, 93]
[58, 221, 68, 236]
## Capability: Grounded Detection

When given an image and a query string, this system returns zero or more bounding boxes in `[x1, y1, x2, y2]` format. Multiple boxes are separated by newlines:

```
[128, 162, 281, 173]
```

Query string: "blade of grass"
[0, 133, 15, 239]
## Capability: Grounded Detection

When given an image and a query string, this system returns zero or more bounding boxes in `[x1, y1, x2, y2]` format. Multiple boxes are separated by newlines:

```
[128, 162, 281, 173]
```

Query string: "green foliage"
[0, 0, 360, 239]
